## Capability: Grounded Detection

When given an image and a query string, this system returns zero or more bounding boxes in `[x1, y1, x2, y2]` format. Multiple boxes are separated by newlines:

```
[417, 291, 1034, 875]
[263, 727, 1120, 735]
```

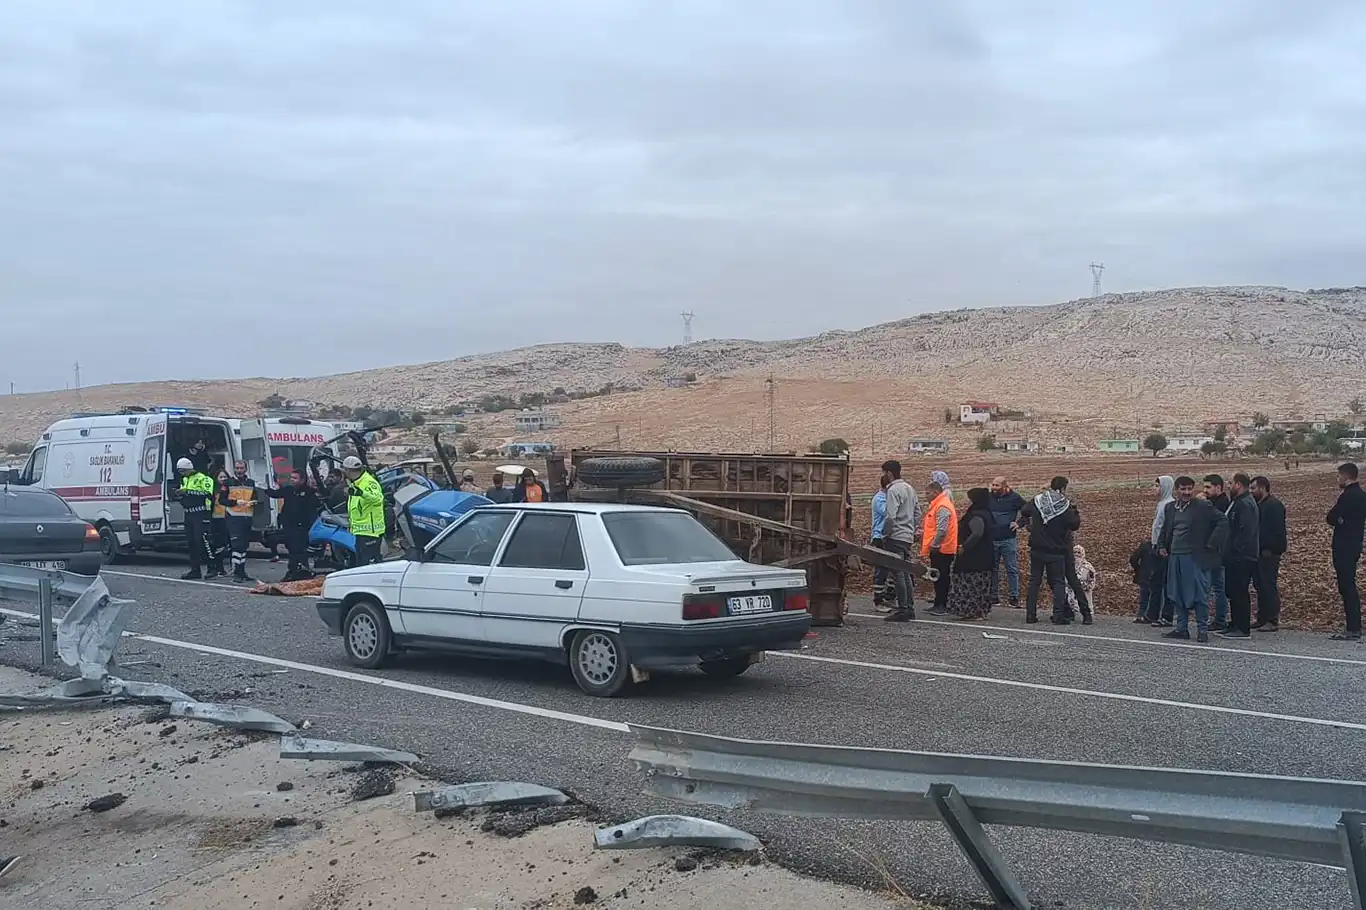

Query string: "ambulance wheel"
[97, 524, 123, 565]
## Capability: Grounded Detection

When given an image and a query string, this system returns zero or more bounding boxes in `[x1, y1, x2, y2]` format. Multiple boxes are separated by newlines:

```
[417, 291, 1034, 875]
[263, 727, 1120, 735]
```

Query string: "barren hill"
[4, 285, 1365, 453]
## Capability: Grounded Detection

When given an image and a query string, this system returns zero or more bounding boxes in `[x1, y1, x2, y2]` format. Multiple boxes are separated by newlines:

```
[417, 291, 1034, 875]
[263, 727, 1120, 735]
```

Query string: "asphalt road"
[4, 554, 1365, 910]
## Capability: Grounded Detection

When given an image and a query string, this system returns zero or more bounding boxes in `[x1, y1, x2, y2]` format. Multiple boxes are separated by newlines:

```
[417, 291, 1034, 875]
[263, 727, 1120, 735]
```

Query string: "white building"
[959, 402, 997, 424]
[997, 437, 1040, 453]
[514, 409, 562, 433]
[1167, 433, 1214, 453]
[907, 438, 950, 455]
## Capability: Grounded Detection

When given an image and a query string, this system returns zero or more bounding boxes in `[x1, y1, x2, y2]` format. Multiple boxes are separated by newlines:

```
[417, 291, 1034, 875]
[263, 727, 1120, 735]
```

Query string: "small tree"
[1252, 411, 1270, 429]
[1210, 441, 1228, 458]
[1350, 397, 1364, 416]
[683, 372, 698, 383]
[1213, 426, 1227, 443]
[977, 435, 997, 452]
[1143, 432, 1168, 457]
[353, 406, 375, 421]
[480, 447, 500, 457]
[944, 408, 954, 424]
[410, 412, 426, 426]
[459, 437, 480, 456]
[812, 438, 850, 455]
[4, 441, 29, 456]
[257, 392, 285, 409]
[1200, 441, 1216, 458]
[1249, 429, 1286, 455]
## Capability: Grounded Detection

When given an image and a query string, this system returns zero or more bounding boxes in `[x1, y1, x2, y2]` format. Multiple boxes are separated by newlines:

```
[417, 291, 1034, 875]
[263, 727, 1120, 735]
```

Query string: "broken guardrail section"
[281, 734, 417, 764]
[594, 815, 760, 852]
[413, 782, 569, 814]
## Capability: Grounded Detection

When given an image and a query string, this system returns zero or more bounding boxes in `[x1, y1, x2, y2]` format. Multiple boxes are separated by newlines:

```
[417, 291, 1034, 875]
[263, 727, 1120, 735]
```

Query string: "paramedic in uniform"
[173, 457, 215, 579]
[225, 460, 258, 583]
[343, 455, 385, 566]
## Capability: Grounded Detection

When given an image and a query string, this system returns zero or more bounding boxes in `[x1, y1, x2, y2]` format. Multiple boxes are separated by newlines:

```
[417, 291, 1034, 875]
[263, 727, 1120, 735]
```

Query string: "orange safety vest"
[920, 490, 959, 557]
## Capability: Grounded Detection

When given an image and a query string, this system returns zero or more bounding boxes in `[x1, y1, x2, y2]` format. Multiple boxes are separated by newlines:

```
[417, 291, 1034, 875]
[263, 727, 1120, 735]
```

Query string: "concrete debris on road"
[0, 676, 109, 707]
[351, 769, 397, 802]
[83, 793, 127, 813]
[594, 815, 761, 852]
[413, 781, 569, 814]
[279, 734, 417, 764]
[169, 700, 297, 734]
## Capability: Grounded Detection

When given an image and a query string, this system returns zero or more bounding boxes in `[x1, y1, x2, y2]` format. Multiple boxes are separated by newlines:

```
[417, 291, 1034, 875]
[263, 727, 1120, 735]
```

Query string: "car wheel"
[342, 599, 392, 669]
[699, 656, 753, 679]
[569, 630, 632, 697]
[575, 456, 666, 488]
[97, 524, 123, 565]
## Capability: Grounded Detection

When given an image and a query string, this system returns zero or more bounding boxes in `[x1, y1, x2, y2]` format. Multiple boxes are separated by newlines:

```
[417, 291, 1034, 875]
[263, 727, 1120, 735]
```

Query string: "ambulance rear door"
[138, 416, 168, 535]
[237, 419, 274, 531]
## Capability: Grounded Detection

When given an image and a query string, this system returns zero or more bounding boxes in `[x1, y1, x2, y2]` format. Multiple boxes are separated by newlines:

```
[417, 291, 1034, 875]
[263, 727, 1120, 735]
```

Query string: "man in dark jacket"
[988, 476, 1026, 607]
[1219, 473, 1260, 639]
[1203, 474, 1232, 631]
[1157, 476, 1228, 642]
[1017, 477, 1080, 625]
[1327, 462, 1366, 640]
[266, 470, 323, 581]
[1251, 475, 1286, 631]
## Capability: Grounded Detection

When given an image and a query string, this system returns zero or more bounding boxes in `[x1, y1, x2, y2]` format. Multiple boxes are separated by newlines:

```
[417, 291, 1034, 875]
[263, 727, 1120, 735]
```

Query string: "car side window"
[498, 513, 585, 571]
[428, 511, 516, 566]
[24, 446, 47, 484]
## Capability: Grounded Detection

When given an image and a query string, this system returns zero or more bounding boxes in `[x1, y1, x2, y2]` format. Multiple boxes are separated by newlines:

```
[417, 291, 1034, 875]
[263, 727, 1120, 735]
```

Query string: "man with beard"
[1157, 476, 1228, 643]
[1250, 476, 1285, 632]
[1327, 462, 1366, 641]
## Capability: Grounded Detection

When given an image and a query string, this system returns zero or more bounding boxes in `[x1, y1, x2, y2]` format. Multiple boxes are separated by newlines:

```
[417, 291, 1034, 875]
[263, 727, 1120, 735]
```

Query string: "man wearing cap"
[172, 457, 216, 580]
[459, 469, 478, 493]
[343, 455, 386, 566]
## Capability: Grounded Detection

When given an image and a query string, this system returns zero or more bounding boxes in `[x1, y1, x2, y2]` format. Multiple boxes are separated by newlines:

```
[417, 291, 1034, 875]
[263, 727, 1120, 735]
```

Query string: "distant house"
[1051, 443, 1080, 453]
[332, 420, 364, 434]
[1168, 433, 1214, 453]
[1204, 420, 1242, 437]
[906, 438, 950, 455]
[1098, 439, 1141, 454]
[1271, 417, 1307, 431]
[959, 402, 998, 425]
[503, 442, 555, 458]
[996, 437, 1040, 453]
[513, 409, 562, 433]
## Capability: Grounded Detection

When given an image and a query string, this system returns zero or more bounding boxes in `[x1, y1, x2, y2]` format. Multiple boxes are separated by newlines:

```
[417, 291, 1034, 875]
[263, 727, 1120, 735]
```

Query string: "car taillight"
[84, 524, 100, 544]
[783, 590, 810, 612]
[682, 594, 723, 621]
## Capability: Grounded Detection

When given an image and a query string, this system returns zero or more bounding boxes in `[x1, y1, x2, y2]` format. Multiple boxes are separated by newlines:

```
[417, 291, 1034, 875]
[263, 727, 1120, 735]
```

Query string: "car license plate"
[727, 594, 773, 615]
[19, 560, 66, 570]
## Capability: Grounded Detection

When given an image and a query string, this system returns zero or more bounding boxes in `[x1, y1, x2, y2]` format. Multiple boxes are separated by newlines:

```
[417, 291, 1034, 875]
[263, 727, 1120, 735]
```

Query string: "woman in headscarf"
[1144, 476, 1175, 626]
[1067, 543, 1097, 616]
[943, 486, 994, 620]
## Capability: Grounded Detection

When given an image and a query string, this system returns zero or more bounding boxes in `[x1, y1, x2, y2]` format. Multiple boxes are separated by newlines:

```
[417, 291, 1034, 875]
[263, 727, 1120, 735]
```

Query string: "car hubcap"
[577, 633, 618, 686]
[349, 614, 378, 659]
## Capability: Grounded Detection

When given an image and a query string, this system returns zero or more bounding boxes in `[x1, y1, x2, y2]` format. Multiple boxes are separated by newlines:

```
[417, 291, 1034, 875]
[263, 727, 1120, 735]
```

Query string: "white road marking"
[846, 612, 1366, 669]
[772, 651, 1366, 732]
[0, 606, 627, 734]
[3, 602, 1363, 736]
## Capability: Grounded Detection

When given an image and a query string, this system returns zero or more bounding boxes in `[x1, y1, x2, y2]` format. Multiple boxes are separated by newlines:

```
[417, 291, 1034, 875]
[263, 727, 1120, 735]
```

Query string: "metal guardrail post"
[37, 576, 55, 666]
[1339, 812, 1366, 910]
[928, 783, 1032, 910]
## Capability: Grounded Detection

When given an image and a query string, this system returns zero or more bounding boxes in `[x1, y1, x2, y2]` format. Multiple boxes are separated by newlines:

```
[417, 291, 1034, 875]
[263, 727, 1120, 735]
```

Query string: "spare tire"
[576, 456, 666, 488]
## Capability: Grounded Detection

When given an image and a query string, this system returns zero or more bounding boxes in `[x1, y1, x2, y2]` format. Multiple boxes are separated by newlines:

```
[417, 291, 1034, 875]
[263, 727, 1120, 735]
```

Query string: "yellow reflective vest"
[347, 471, 385, 538]
[179, 472, 215, 514]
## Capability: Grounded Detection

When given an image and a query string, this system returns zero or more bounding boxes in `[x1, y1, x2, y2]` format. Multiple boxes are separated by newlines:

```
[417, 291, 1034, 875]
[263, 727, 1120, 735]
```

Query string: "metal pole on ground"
[38, 576, 55, 665]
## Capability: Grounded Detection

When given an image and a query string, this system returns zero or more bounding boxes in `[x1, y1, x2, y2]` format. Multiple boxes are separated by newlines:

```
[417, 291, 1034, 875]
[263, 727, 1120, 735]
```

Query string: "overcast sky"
[2, 0, 1363, 391]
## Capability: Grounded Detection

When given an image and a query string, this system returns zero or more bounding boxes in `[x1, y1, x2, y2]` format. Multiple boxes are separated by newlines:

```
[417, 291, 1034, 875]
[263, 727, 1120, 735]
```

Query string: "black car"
[0, 487, 103, 577]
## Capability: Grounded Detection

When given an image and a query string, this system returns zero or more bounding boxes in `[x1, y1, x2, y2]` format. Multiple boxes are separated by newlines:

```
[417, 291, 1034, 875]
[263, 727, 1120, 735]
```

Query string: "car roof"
[1, 486, 61, 496]
[485, 502, 685, 515]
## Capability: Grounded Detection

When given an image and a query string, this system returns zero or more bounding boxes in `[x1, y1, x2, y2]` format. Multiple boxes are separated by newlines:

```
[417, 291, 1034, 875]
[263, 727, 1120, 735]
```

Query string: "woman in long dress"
[946, 487, 995, 621]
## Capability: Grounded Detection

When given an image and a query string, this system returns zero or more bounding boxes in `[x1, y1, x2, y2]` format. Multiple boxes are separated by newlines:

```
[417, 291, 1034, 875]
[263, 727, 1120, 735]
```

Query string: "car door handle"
[555, 579, 574, 590]
[467, 576, 484, 585]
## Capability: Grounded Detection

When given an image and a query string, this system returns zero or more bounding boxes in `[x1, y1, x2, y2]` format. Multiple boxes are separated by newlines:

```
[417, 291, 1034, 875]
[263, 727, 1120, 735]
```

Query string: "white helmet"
[176, 457, 194, 471]
[342, 455, 364, 470]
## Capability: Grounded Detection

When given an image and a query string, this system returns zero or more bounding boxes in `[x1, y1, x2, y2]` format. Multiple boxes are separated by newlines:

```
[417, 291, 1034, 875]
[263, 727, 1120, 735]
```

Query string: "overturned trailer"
[565, 450, 934, 626]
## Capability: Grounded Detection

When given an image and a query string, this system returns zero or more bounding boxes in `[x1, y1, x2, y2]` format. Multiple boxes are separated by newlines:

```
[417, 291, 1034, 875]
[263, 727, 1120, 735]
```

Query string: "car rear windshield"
[0, 491, 74, 518]
[600, 511, 737, 566]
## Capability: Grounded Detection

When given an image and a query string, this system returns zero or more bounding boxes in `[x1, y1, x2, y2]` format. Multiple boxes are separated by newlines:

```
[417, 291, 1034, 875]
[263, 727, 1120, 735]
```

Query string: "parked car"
[316, 503, 812, 696]
[0, 487, 104, 576]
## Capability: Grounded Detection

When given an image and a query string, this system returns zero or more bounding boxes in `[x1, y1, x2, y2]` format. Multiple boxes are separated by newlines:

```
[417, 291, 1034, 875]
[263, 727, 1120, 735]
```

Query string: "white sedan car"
[316, 503, 812, 696]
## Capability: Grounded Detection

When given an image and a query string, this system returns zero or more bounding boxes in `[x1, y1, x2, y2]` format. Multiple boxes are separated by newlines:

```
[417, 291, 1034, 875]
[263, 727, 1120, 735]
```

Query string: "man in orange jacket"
[921, 471, 958, 611]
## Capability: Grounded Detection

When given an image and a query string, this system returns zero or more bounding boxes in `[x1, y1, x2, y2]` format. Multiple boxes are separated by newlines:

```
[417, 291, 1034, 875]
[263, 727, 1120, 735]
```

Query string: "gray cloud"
[1, 0, 1363, 391]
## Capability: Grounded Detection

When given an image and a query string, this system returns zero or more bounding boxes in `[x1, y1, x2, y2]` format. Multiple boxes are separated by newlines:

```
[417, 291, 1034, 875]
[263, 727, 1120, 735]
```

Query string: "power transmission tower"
[764, 375, 776, 451]
[1089, 262, 1105, 297]
[73, 362, 81, 390]
[680, 311, 695, 345]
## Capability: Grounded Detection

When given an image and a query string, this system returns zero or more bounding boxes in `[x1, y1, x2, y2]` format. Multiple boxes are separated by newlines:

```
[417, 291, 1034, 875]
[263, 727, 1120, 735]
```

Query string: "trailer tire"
[575, 456, 665, 488]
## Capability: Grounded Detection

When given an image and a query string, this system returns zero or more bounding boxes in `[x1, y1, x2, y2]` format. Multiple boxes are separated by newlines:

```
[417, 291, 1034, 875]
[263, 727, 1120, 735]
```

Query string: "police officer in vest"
[173, 457, 216, 579]
[342, 455, 385, 566]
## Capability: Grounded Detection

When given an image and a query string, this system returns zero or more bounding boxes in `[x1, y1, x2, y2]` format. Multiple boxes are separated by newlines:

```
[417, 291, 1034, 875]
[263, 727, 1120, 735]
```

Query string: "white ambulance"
[17, 407, 240, 562]
[229, 417, 339, 548]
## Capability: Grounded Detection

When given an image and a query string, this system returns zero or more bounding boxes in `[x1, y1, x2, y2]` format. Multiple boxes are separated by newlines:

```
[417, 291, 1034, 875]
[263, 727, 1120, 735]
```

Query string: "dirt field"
[847, 454, 1349, 631]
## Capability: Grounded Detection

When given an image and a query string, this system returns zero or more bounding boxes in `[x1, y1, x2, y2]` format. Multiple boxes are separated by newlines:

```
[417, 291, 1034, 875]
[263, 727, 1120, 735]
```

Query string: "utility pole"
[1089, 262, 1105, 298]
[680, 311, 695, 345]
[615, 424, 621, 447]
[764, 375, 776, 452]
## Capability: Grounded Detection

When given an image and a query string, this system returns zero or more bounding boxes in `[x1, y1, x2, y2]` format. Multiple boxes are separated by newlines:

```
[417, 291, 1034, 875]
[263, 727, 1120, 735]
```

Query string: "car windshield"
[0, 490, 74, 518]
[600, 511, 737, 566]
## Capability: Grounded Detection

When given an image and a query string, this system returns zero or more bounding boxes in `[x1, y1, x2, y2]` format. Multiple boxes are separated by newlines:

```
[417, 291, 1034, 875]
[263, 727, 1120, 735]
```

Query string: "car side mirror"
[404, 546, 425, 563]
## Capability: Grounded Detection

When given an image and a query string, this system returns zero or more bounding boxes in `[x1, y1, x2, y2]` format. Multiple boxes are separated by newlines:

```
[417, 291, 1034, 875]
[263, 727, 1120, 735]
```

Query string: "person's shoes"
[1330, 631, 1362, 641]
[1081, 615, 1094, 625]
[270, 555, 281, 563]
[1008, 597, 1021, 608]
[926, 607, 952, 616]
[884, 611, 912, 623]
[0, 855, 20, 880]
[1150, 619, 1173, 628]
[1219, 629, 1251, 639]
[232, 573, 248, 584]
[1253, 622, 1279, 632]
[1050, 617, 1072, 625]
[180, 571, 202, 580]
[1208, 621, 1228, 633]
[874, 604, 893, 614]
[1133, 616, 1150, 624]
[1162, 629, 1191, 639]
[1196, 632, 1210, 643]
[1025, 615, 1039, 624]
[204, 571, 223, 579]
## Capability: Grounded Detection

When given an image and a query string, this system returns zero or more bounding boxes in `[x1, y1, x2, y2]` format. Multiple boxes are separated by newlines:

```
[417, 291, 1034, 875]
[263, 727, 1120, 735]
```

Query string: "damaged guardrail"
[0, 564, 133, 668]
[626, 725, 1366, 910]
